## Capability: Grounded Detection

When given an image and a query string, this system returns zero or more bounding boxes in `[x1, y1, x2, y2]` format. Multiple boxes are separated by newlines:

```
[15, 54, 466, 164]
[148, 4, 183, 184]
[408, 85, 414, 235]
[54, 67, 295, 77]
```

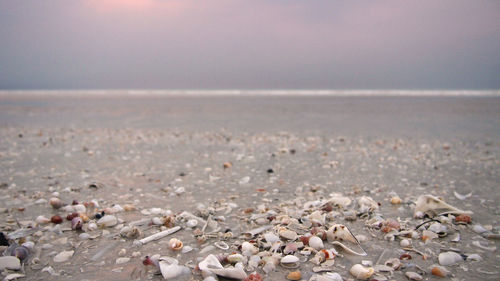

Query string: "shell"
[264, 232, 280, 243]
[390, 196, 402, 205]
[168, 238, 183, 251]
[358, 196, 379, 213]
[327, 224, 358, 244]
[199, 254, 247, 279]
[283, 242, 298, 255]
[214, 241, 229, 250]
[12, 246, 29, 261]
[328, 193, 352, 208]
[349, 264, 374, 279]
[159, 258, 190, 279]
[35, 215, 50, 224]
[384, 258, 401, 270]
[438, 251, 464, 266]
[227, 253, 245, 264]
[53, 250, 74, 263]
[430, 265, 450, 277]
[241, 241, 259, 256]
[414, 194, 472, 218]
[71, 217, 83, 230]
[287, 271, 301, 280]
[97, 215, 118, 227]
[309, 236, 324, 250]
[49, 198, 63, 209]
[50, 215, 63, 224]
[405, 272, 423, 280]
[186, 219, 198, 228]
[280, 255, 300, 268]
[279, 228, 298, 241]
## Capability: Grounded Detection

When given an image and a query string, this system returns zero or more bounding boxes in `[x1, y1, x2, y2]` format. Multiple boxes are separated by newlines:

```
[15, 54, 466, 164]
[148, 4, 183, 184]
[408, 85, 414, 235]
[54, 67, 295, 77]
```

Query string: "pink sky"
[0, 0, 499, 89]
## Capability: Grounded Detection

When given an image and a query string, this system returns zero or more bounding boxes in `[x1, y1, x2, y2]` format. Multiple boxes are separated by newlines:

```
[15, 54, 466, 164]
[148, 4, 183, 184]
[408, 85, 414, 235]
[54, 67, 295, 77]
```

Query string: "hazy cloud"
[0, 0, 498, 89]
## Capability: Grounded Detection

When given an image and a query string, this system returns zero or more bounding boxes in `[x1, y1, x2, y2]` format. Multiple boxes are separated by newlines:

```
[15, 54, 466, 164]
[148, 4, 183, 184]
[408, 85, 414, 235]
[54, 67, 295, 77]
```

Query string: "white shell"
[73, 204, 86, 213]
[49, 198, 63, 209]
[327, 224, 358, 244]
[199, 254, 247, 279]
[349, 264, 374, 279]
[466, 254, 482, 261]
[405, 271, 423, 280]
[414, 194, 472, 217]
[400, 239, 411, 247]
[328, 193, 352, 208]
[159, 258, 190, 279]
[35, 215, 50, 224]
[227, 253, 245, 264]
[53, 250, 74, 263]
[214, 241, 229, 250]
[241, 242, 258, 256]
[280, 255, 300, 268]
[358, 196, 378, 212]
[279, 228, 298, 240]
[264, 232, 280, 243]
[438, 251, 463, 266]
[152, 217, 165, 225]
[309, 236, 324, 250]
[186, 219, 198, 228]
[115, 257, 130, 264]
[97, 215, 118, 227]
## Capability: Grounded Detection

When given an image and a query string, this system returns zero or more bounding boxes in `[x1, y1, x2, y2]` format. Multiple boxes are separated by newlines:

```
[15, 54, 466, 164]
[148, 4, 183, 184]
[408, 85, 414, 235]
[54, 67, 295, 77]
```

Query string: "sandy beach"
[0, 92, 499, 280]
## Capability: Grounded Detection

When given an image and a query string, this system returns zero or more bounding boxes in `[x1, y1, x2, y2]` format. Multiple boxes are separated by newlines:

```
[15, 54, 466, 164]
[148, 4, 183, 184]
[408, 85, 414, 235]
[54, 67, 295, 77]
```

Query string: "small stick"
[138, 226, 181, 245]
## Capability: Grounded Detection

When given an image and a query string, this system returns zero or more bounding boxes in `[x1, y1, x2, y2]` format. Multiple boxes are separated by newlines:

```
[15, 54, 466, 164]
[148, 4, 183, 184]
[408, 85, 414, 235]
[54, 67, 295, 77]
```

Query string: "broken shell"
[287, 271, 301, 280]
[400, 239, 411, 247]
[199, 254, 247, 279]
[214, 241, 229, 250]
[358, 196, 379, 213]
[438, 251, 464, 266]
[327, 224, 358, 243]
[281, 255, 300, 268]
[159, 257, 190, 280]
[97, 215, 117, 227]
[186, 219, 198, 228]
[50, 215, 63, 224]
[384, 258, 401, 270]
[49, 198, 63, 209]
[71, 217, 83, 230]
[430, 265, 450, 277]
[414, 194, 472, 218]
[53, 250, 74, 263]
[279, 228, 298, 241]
[328, 193, 352, 208]
[309, 236, 324, 250]
[168, 238, 183, 251]
[349, 264, 374, 279]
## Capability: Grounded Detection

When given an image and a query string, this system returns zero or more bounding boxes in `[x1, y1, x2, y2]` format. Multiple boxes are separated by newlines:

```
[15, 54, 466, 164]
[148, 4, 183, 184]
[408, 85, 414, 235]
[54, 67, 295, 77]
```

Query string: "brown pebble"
[223, 162, 232, 169]
[287, 271, 301, 280]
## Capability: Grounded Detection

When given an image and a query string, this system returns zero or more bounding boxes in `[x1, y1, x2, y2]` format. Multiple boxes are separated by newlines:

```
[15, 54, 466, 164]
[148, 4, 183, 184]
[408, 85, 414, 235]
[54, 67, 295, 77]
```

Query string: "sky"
[0, 0, 499, 90]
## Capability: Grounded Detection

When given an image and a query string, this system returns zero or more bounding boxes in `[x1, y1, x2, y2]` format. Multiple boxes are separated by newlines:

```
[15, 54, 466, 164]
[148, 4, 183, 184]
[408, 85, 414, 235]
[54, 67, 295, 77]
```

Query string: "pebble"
[97, 215, 118, 227]
[0, 256, 21, 271]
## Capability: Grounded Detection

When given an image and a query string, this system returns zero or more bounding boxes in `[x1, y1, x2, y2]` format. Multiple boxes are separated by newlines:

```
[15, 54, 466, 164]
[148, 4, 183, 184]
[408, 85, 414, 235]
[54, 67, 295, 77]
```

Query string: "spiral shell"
[71, 217, 83, 230]
[168, 238, 183, 251]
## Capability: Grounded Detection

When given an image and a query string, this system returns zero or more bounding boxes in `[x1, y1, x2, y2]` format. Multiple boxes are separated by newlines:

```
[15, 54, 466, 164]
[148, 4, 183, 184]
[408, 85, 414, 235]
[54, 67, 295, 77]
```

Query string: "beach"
[0, 91, 499, 280]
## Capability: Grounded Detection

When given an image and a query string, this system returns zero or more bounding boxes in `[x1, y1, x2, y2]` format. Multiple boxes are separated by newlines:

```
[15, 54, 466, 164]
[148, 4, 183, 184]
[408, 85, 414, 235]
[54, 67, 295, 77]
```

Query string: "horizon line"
[1, 89, 499, 97]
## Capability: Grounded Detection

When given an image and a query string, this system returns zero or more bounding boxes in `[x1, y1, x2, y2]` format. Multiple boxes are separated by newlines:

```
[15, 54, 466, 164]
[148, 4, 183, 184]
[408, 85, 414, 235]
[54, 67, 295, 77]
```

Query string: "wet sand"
[0, 92, 499, 280]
